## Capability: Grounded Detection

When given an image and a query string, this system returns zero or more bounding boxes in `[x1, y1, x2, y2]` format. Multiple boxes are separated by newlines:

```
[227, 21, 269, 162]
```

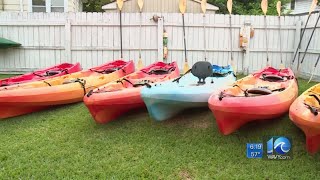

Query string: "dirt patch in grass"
[179, 170, 193, 180]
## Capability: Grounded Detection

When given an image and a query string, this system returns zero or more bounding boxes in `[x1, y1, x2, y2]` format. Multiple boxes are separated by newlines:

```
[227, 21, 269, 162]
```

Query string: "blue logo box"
[246, 143, 263, 158]
[265, 136, 292, 160]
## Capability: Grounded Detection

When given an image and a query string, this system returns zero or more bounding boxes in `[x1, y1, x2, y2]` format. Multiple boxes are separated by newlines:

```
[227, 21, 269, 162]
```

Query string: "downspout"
[20, 0, 24, 12]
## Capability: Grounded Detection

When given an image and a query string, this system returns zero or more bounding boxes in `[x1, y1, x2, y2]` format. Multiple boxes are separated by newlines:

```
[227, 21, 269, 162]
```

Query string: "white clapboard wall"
[0, 12, 318, 81]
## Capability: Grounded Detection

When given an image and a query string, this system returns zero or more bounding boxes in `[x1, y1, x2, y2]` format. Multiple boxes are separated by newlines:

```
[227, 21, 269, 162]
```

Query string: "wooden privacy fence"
[0, 12, 319, 81]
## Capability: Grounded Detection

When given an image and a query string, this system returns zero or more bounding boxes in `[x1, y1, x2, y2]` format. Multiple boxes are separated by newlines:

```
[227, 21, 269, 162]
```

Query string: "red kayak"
[208, 67, 298, 135]
[84, 61, 180, 124]
[0, 60, 134, 119]
[0, 63, 81, 87]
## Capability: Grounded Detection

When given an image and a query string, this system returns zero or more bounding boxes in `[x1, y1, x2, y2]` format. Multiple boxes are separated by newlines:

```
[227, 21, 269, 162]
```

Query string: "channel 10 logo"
[266, 136, 292, 160]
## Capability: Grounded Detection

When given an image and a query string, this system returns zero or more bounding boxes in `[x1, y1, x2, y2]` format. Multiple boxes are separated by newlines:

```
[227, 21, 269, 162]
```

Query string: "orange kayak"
[289, 83, 320, 154]
[0, 63, 81, 87]
[0, 60, 134, 119]
[84, 61, 180, 124]
[208, 67, 298, 135]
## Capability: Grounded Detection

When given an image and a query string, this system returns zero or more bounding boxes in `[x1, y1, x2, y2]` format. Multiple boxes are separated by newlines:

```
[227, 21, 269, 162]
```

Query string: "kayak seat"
[0, 80, 8, 87]
[191, 61, 212, 84]
[261, 74, 284, 82]
[101, 68, 120, 74]
[90, 67, 121, 74]
[62, 78, 83, 85]
[46, 70, 60, 76]
[212, 71, 233, 77]
[247, 87, 272, 95]
[146, 67, 175, 75]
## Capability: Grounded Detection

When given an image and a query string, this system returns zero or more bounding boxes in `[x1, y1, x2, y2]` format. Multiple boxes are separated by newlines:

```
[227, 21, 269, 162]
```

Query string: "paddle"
[117, 0, 124, 59]
[277, 1, 284, 69]
[291, 0, 318, 67]
[137, 0, 144, 69]
[307, 54, 320, 83]
[179, 0, 189, 73]
[227, 0, 236, 74]
[261, 0, 269, 67]
[201, 0, 207, 61]
[297, 12, 320, 76]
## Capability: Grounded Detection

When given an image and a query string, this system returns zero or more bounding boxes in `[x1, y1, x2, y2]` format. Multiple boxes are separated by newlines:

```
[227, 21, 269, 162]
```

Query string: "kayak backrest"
[191, 61, 212, 84]
[149, 68, 172, 75]
[143, 67, 175, 75]
[102, 68, 120, 74]
[261, 74, 284, 82]
[247, 87, 272, 95]
[46, 70, 60, 76]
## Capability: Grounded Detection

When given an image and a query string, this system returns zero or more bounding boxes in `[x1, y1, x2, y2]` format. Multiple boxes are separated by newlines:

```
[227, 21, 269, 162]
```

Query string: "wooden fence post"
[65, 17, 72, 63]
[158, 17, 164, 61]
[242, 21, 252, 75]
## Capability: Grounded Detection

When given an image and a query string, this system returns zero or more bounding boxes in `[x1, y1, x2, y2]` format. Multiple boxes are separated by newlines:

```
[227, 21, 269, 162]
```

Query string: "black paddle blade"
[191, 61, 212, 84]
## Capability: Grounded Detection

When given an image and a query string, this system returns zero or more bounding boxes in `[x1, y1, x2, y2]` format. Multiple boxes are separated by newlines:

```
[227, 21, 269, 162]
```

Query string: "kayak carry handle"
[133, 83, 152, 88]
[87, 89, 94, 97]
[33, 72, 44, 77]
[118, 78, 152, 88]
[305, 103, 319, 116]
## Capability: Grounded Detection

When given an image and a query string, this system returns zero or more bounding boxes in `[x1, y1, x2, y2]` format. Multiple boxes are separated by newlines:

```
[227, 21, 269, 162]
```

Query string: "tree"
[83, 0, 112, 12]
[83, 0, 290, 15]
[208, 0, 290, 15]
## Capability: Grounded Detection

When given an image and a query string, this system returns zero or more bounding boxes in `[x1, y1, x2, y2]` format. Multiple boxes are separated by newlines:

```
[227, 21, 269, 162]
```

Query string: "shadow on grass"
[0, 102, 84, 126]
[158, 107, 213, 129]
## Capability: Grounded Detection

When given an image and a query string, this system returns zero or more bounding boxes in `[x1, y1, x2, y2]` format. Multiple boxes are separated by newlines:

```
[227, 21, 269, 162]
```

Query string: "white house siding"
[0, 0, 82, 12]
[0, 0, 28, 12]
[74, 0, 82, 12]
[68, 0, 80, 12]
[290, 0, 320, 15]
[68, 0, 74, 12]
[68, 0, 83, 12]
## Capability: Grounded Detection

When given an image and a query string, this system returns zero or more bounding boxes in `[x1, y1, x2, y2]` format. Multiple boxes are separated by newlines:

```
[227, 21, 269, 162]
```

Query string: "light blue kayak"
[141, 64, 236, 121]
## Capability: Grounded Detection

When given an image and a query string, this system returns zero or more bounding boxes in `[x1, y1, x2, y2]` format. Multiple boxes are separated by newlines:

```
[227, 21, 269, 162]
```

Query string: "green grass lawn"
[0, 74, 319, 179]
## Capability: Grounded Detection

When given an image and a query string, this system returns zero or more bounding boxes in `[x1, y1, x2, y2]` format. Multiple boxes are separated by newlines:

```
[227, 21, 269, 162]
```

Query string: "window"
[31, 0, 66, 12]
[32, 0, 46, 12]
[51, 0, 64, 12]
